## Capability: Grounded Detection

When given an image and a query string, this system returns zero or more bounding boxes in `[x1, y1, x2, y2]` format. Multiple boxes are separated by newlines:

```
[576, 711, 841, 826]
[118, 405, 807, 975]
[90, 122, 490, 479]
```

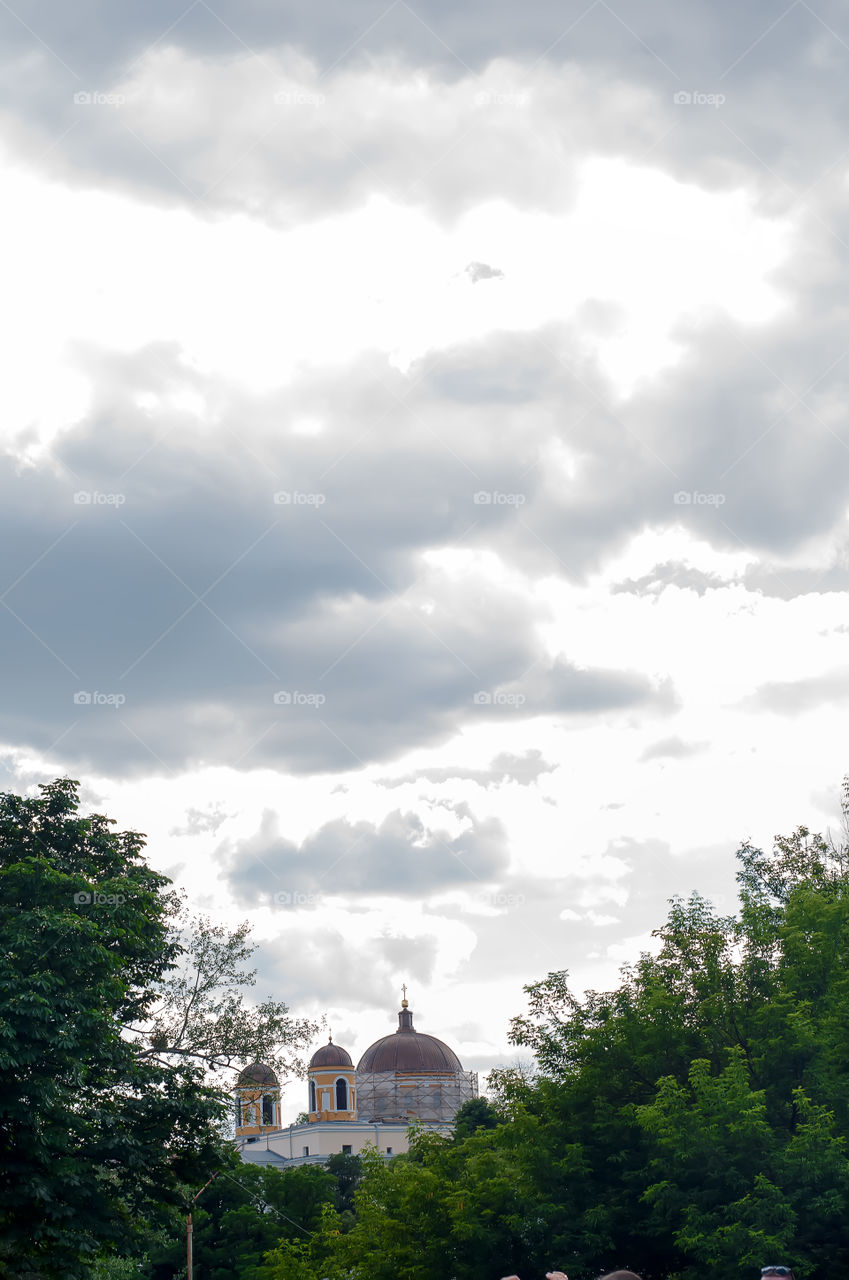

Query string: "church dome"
[357, 1004, 463, 1074]
[237, 1062, 278, 1086]
[310, 1040, 353, 1069]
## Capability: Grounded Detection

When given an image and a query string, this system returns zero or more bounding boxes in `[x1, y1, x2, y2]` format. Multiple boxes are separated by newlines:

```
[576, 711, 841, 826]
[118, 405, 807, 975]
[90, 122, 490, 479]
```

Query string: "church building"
[234, 995, 478, 1167]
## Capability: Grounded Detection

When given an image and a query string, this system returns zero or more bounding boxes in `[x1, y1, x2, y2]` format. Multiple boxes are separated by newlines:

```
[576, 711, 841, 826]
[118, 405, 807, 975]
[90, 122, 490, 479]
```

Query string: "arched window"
[335, 1077, 348, 1110]
[262, 1094, 274, 1125]
[309, 1080, 316, 1111]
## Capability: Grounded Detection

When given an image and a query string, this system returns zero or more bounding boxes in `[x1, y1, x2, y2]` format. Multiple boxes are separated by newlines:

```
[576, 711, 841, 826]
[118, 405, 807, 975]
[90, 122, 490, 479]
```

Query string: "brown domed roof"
[237, 1061, 278, 1086]
[357, 1005, 463, 1074]
[309, 1040, 353, 1069]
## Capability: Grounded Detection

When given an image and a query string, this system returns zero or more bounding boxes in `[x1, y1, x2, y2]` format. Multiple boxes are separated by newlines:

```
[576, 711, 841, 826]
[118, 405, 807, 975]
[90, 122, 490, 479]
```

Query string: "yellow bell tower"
[235, 1062, 281, 1136]
[308, 1038, 357, 1122]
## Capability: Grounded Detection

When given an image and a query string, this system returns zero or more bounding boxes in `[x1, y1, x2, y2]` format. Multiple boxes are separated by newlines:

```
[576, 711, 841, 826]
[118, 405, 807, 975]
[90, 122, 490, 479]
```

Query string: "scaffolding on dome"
[355, 1070, 478, 1124]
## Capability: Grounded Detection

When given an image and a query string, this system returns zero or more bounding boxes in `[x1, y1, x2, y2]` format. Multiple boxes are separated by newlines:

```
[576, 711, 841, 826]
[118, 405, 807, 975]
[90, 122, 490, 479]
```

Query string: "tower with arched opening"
[307, 1038, 357, 1123]
[235, 1062, 281, 1137]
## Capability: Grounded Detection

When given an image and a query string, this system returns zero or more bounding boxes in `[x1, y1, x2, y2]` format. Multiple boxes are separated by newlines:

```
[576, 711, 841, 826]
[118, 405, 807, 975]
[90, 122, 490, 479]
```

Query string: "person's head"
[761, 1269, 795, 1280]
[600, 1272, 643, 1280]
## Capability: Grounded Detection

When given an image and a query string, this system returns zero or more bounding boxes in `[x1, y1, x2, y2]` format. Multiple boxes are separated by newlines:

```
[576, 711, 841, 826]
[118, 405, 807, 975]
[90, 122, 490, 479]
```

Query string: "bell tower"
[235, 1062, 281, 1136]
[308, 1037, 357, 1122]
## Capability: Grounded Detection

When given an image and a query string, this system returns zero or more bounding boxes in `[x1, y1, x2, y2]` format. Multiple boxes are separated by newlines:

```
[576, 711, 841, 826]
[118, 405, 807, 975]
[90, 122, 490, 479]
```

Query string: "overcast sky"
[5, 0, 849, 1105]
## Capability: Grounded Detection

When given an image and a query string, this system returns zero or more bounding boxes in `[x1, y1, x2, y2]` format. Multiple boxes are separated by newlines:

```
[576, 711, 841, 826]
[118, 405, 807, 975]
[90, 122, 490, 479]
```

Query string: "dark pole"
[186, 1173, 218, 1280]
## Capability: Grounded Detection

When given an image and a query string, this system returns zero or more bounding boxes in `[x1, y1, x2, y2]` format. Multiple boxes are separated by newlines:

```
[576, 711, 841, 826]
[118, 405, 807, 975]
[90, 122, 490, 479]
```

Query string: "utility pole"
[186, 1173, 218, 1280]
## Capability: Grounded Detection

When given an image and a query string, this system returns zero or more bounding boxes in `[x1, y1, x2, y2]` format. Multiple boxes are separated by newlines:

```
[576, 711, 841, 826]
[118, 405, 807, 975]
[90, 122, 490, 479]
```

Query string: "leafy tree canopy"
[263, 779, 849, 1280]
[0, 778, 316, 1279]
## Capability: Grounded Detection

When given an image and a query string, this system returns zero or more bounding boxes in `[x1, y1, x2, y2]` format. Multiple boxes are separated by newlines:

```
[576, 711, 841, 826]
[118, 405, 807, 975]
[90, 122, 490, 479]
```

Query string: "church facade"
[234, 997, 478, 1168]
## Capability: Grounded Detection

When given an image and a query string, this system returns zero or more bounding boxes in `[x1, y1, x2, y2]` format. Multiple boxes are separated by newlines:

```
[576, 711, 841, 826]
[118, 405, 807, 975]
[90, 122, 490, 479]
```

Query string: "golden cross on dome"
[401, 983, 408, 1007]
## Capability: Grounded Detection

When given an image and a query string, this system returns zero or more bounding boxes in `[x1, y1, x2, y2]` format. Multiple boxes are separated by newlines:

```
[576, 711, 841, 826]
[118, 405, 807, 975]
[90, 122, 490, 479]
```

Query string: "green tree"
[325, 1151, 363, 1217]
[637, 1050, 795, 1276]
[497, 783, 849, 1278]
[0, 779, 315, 1279]
[259, 1203, 344, 1280]
[134, 913, 315, 1085]
[317, 1139, 454, 1280]
[146, 1152, 335, 1280]
[296, 778, 849, 1280]
[451, 1096, 499, 1143]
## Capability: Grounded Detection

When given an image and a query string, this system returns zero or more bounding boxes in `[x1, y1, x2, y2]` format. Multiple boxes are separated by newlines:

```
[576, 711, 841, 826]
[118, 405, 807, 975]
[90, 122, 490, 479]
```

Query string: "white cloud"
[3, 9, 849, 1067]
[0, 126, 792, 454]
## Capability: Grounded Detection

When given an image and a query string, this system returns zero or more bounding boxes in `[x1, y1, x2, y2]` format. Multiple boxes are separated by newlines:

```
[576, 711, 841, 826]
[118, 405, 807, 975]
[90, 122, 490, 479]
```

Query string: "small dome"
[357, 1006, 463, 1074]
[310, 1040, 353, 1069]
[237, 1061, 278, 1086]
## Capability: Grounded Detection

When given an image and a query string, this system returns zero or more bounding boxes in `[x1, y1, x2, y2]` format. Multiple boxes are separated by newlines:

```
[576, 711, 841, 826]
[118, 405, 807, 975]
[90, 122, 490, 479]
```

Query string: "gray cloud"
[6, 0, 849, 1080]
[239, 834, 746, 1035]
[3, 151, 849, 782]
[613, 561, 733, 597]
[464, 262, 504, 283]
[169, 805, 233, 836]
[739, 562, 849, 600]
[254, 925, 441, 1011]
[487, 749, 555, 784]
[494, 660, 677, 716]
[221, 807, 511, 903]
[10, 270, 849, 778]
[4, 1, 849, 226]
[0, 337, 678, 777]
[742, 668, 849, 715]
[2, 0, 844, 87]
[512, 301, 849, 578]
[377, 748, 557, 789]
[450, 836, 743, 990]
[9, 275, 849, 788]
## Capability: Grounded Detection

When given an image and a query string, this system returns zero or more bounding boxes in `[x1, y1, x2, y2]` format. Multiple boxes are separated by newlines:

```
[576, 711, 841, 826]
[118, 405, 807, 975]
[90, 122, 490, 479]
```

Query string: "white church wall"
[236, 1118, 452, 1166]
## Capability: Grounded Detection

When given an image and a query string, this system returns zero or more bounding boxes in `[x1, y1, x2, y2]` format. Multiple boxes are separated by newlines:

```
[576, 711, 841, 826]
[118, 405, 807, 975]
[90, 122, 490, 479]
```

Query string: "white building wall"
[236, 1118, 452, 1166]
